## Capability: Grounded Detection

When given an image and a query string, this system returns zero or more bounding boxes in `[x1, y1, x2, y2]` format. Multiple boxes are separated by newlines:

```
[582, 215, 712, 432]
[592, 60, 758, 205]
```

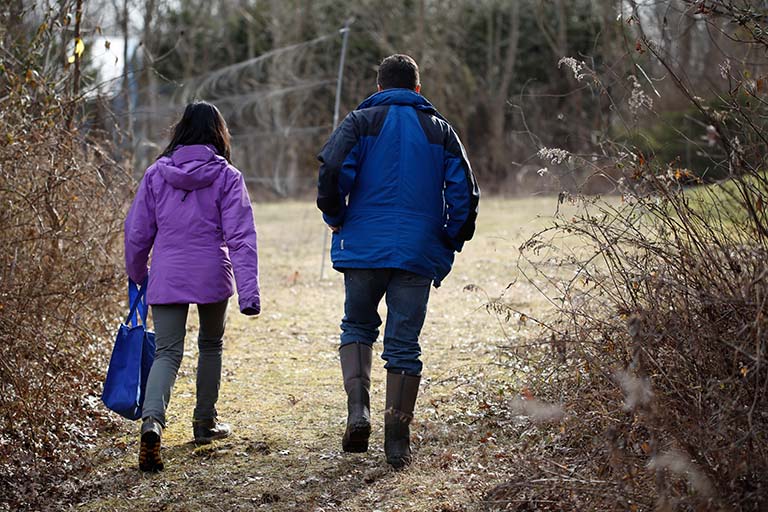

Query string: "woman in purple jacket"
[124, 101, 260, 472]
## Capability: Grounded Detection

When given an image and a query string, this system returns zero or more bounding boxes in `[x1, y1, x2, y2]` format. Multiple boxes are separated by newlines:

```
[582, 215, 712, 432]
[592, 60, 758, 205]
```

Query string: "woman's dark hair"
[160, 101, 231, 161]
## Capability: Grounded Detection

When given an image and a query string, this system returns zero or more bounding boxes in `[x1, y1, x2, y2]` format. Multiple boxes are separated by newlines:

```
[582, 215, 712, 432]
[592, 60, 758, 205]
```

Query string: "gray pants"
[142, 300, 228, 427]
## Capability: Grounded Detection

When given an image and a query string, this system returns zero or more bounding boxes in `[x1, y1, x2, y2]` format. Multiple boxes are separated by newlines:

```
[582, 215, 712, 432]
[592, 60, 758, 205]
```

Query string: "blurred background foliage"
[12, 0, 762, 197]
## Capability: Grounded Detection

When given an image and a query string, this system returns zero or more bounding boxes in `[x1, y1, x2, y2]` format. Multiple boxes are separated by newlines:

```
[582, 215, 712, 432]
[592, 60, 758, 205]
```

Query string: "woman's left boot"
[193, 418, 231, 444]
[340, 343, 372, 452]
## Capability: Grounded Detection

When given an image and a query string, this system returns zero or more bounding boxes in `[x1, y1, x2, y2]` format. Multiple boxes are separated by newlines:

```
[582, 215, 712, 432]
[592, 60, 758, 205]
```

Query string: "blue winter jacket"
[316, 88, 480, 286]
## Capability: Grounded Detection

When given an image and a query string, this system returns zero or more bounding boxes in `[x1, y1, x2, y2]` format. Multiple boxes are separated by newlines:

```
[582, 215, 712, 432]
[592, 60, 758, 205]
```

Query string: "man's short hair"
[377, 54, 420, 90]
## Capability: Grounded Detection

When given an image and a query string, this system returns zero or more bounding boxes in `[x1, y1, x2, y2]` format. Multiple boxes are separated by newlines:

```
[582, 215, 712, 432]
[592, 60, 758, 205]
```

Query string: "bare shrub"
[484, 2, 768, 510]
[0, 4, 129, 509]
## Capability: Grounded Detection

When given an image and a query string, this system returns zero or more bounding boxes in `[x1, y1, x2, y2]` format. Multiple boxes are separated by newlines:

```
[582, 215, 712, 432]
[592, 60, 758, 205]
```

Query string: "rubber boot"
[193, 418, 232, 444]
[384, 372, 420, 469]
[139, 417, 164, 472]
[340, 343, 372, 452]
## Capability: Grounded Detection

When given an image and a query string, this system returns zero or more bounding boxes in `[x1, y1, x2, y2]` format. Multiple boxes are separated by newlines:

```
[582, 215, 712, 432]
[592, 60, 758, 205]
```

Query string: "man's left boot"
[193, 418, 232, 445]
[384, 371, 421, 469]
[340, 343, 373, 452]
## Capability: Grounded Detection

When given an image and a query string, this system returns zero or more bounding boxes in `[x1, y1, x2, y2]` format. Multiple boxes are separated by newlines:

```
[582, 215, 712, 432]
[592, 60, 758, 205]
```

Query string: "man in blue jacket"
[317, 54, 479, 469]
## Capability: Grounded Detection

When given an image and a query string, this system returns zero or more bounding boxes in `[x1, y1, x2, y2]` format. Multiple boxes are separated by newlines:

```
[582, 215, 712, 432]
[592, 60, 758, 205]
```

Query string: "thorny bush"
[484, 2, 768, 511]
[0, 5, 129, 509]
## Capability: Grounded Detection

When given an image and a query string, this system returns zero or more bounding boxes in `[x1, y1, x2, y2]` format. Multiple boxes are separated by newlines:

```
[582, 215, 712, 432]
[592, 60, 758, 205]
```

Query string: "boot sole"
[194, 431, 231, 445]
[386, 456, 411, 469]
[139, 431, 163, 472]
[385, 434, 412, 469]
[342, 422, 371, 453]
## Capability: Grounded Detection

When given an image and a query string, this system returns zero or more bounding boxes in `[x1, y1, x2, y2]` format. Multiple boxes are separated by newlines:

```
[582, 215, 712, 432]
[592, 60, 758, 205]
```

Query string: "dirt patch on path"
[74, 198, 557, 511]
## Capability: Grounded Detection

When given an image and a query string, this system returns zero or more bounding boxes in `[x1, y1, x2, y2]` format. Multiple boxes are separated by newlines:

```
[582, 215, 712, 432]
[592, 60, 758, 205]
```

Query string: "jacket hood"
[157, 144, 227, 191]
[357, 89, 447, 121]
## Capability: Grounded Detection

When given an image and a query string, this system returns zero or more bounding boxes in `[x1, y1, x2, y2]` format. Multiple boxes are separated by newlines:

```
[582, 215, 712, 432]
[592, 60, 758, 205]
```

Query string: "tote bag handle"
[127, 278, 149, 327]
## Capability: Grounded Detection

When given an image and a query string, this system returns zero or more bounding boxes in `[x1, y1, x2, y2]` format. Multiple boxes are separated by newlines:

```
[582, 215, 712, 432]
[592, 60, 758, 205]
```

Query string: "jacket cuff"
[322, 209, 346, 228]
[128, 267, 149, 285]
[240, 298, 261, 316]
[440, 231, 464, 253]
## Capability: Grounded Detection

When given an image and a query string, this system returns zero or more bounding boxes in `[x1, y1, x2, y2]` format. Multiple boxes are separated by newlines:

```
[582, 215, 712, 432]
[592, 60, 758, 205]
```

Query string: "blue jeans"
[340, 269, 431, 376]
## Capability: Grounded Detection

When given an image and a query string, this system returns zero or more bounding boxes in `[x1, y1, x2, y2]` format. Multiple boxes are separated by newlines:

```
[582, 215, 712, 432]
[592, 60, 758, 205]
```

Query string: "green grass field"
[77, 197, 563, 511]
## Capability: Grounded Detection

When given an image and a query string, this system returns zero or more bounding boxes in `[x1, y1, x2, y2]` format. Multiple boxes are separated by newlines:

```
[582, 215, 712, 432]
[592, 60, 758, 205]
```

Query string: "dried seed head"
[616, 370, 654, 411]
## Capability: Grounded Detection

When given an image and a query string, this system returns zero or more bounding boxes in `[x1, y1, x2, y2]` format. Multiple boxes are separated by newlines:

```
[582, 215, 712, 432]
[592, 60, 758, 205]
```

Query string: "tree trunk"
[487, 1, 521, 179]
[140, 0, 158, 172]
[67, 0, 84, 130]
[122, 0, 134, 161]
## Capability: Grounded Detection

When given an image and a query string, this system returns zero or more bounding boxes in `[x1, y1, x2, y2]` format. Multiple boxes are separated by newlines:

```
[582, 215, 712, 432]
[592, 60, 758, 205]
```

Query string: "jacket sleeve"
[221, 170, 260, 315]
[443, 127, 480, 252]
[316, 112, 361, 227]
[124, 170, 158, 284]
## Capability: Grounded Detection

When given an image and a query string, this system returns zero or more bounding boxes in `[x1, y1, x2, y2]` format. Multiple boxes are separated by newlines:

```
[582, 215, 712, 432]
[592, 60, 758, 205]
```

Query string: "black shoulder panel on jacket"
[444, 126, 480, 243]
[416, 110, 449, 145]
[415, 109, 480, 243]
[355, 105, 389, 137]
[316, 113, 358, 216]
[316, 106, 389, 217]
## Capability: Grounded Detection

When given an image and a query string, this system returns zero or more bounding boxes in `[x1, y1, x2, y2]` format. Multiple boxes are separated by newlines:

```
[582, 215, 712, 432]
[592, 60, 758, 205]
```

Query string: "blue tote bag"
[102, 279, 156, 420]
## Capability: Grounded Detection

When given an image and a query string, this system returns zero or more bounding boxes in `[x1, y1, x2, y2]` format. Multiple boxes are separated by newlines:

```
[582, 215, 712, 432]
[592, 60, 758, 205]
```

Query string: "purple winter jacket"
[124, 144, 260, 314]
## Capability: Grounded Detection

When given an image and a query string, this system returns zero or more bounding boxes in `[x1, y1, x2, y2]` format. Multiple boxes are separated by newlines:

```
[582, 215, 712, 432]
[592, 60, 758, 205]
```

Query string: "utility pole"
[320, 19, 353, 279]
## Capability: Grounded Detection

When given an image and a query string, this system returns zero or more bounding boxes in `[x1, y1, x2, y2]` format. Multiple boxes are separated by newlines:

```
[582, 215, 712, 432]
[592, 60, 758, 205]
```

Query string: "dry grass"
[68, 197, 563, 512]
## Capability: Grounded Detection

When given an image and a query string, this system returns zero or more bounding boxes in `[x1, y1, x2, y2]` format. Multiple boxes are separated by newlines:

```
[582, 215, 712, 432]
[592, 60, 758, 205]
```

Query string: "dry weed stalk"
[484, 2, 768, 510]
[1, 4, 130, 509]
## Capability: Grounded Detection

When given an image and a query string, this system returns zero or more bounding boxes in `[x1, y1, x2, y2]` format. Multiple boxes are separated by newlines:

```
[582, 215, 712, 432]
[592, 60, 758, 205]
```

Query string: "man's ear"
[415, 84, 421, 94]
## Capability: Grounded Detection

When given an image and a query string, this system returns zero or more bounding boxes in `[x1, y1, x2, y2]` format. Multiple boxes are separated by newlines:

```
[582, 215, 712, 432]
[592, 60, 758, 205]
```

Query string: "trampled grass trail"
[76, 197, 558, 511]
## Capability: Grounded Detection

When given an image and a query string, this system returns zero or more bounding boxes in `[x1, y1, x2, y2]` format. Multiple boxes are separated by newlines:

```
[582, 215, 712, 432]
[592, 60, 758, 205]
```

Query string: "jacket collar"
[357, 89, 446, 121]
[171, 144, 218, 166]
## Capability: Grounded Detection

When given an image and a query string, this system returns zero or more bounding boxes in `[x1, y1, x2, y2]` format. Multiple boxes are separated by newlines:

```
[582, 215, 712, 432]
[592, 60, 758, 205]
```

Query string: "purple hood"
[157, 145, 228, 191]
[124, 144, 260, 315]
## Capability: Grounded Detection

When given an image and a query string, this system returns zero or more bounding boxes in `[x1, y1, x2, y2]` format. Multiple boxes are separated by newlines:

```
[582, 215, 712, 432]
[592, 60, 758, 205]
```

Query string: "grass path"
[77, 197, 558, 511]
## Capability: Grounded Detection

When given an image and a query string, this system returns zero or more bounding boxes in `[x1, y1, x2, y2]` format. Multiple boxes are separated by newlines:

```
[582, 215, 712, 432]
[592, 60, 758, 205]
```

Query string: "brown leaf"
[521, 387, 534, 400]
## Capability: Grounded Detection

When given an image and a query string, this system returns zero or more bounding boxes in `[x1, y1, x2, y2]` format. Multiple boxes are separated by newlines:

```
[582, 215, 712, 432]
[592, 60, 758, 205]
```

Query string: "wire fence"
[119, 30, 343, 197]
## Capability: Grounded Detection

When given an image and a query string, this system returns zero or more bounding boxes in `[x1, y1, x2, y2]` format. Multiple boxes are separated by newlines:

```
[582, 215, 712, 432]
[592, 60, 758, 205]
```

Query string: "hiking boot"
[193, 418, 232, 444]
[340, 342, 372, 453]
[384, 372, 421, 469]
[139, 417, 164, 472]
